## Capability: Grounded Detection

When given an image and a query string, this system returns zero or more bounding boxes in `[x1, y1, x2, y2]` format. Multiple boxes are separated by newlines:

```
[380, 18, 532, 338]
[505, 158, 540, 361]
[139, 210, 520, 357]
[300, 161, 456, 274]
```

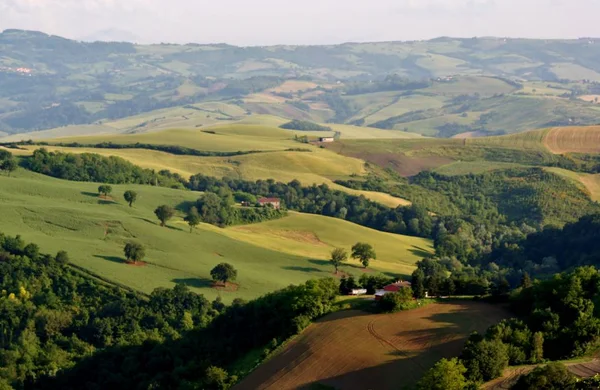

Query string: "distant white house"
[349, 288, 367, 296]
[319, 137, 335, 143]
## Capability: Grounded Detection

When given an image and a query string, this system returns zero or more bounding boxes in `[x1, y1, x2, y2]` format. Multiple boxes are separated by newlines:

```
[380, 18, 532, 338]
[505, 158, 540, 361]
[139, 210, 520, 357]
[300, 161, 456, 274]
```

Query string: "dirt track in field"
[235, 301, 509, 390]
[544, 126, 600, 154]
[483, 359, 600, 389]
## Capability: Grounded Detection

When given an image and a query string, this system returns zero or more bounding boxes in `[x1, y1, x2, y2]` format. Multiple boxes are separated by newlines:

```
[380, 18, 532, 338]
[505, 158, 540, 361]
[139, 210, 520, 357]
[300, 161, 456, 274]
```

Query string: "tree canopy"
[123, 242, 145, 264]
[123, 190, 138, 207]
[351, 242, 376, 268]
[154, 205, 175, 227]
[210, 263, 238, 284]
[330, 248, 348, 274]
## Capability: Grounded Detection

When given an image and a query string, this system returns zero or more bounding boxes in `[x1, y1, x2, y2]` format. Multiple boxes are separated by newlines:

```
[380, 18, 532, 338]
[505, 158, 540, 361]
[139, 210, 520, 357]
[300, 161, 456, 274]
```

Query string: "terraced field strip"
[235, 301, 509, 390]
[544, 126, 600, 154]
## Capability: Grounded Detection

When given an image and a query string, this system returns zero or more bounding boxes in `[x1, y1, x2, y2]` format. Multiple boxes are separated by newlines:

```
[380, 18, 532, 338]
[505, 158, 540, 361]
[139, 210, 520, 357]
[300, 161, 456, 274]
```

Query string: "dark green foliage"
[0, 157, 17, 176]
[0, 231, 341, 389]
[26, 148, 187, 188]
[512, 363, 578, 390]
[123, 242, 145, 264]
[6, 141, 263, 158]
[185, 206, 201, 232]
[377, 287, 414, 312]
[0, 232, 216, 389]
[54, 250, 69, 264]
[279, 120, 331, 131]
[411, 268, 426, 298]
[123, 190, 138, 207]
[188, 174, 436, 239]
[195, 192, 285, 227]
[37, 278, 339, 389]
[358, 274, 394, 294]
[210, 263, 238, 284]
[351, 242, 376, 268]
[329, 248, 348, 274]
[417, 358, 469, 390]
[339, 276, 361, 295]
[461, 337, 509, 381]
[154, 205, 175, 227]
[97, 184, 112, 197]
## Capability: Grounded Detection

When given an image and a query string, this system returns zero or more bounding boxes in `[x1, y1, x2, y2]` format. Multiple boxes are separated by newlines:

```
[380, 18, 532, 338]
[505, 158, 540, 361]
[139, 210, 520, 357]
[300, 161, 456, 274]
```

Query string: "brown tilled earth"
[235, 301, 509, 390]
[348, 152, 452, 177]
[483, 359, 600, 390]
[544, 126, 600, 154]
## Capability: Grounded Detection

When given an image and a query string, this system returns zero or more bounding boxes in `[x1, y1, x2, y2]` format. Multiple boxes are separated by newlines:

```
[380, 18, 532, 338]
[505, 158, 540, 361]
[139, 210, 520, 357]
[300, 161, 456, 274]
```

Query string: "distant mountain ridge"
[2, 29, 600, 136]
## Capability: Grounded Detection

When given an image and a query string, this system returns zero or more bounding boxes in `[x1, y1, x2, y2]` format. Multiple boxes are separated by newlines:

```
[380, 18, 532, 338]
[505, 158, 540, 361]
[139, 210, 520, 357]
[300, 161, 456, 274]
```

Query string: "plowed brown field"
[235, 301, 509, 390]
[544, 126, 600, 154]
[483, 359, 600, 389]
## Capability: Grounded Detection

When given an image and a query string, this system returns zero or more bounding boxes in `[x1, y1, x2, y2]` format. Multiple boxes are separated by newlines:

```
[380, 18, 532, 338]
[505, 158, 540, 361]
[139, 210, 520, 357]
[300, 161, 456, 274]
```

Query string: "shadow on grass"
[172, 278, 213, 289]
[409, 245, 432, 259]
[93, 255, 126, 264]
[308, 259, 330, 267]
[81, 191, 98, 197]
[134, 217, 185, 231]
[175, 200, 195, 213]
[282, 266, 323, 273]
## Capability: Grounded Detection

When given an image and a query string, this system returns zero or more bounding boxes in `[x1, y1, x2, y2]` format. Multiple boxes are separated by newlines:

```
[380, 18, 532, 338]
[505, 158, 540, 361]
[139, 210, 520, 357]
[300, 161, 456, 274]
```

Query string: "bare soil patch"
[235, 301, 509, 390]
[127, 261, 147, 267]
[213, 281, 239, 292]
[353, 152, 453, 177]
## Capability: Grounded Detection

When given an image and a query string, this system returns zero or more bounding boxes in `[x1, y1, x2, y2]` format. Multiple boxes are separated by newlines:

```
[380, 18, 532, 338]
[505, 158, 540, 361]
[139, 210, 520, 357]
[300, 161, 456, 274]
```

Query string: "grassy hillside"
[0, 169, 428, 301]
[14, 144, 409, 208]
[222, 212, 431, 276]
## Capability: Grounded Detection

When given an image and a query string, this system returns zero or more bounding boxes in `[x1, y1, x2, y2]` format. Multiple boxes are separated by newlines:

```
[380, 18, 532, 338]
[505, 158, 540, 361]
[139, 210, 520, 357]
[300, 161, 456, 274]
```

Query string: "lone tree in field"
[330, 248, 348, 274]
[210, 263, 238, 285]
[123, 242, 145, 264]
[154, 205, 175, 227]
[351, 242, 376, 268]
[123, 190, 138, 207]
[98, 184, 113, 198]
[185, 206, 201, 233]
[1, 158, 18, 177]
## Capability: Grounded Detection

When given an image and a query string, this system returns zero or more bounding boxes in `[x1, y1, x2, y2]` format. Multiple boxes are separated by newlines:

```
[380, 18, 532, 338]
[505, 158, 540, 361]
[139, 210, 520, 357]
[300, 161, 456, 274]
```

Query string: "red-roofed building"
[258, 197, 281, 209]
[375, 280, 412, 300]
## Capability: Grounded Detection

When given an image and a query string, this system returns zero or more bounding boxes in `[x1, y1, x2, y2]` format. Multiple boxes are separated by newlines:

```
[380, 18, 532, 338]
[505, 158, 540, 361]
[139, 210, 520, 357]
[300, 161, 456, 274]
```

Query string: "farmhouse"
[258, 197, 281, 209]
[319, 137, 335, 142]
[374, 280, 412, 300]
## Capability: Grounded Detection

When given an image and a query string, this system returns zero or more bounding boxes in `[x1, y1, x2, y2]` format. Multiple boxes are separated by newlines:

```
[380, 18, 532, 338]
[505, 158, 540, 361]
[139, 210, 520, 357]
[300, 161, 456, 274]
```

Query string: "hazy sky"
[1, 0, 599, 45]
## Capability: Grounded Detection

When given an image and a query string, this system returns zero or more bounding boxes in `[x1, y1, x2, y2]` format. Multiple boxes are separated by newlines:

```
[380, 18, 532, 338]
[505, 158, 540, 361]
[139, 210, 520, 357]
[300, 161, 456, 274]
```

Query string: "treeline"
[485, 213, 600, 276]
[188, 174, 436, 238]
[338, 168, 599, 264]
[25, 148, 187, 188]
[193, 192, 286, 227]
[3, 141, 262, 158]
[418, 267, 600, 388]
[0, 231, 340, 389]
[279, 120, 331, 131]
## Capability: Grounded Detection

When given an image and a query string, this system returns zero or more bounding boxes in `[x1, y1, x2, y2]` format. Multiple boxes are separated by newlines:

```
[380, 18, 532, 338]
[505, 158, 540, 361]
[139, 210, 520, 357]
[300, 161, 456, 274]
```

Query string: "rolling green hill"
[0, 169, 428, 302]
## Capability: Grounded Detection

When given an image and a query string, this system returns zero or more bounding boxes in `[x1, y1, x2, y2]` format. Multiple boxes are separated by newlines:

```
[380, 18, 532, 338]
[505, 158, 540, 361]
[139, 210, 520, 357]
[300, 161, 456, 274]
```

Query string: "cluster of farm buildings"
[350, 280, 416, 300]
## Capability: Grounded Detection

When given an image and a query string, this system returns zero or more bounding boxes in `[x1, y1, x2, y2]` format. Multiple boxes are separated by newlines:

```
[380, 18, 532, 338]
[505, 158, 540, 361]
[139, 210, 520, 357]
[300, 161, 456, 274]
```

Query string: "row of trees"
[26, 148, 187, 188]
